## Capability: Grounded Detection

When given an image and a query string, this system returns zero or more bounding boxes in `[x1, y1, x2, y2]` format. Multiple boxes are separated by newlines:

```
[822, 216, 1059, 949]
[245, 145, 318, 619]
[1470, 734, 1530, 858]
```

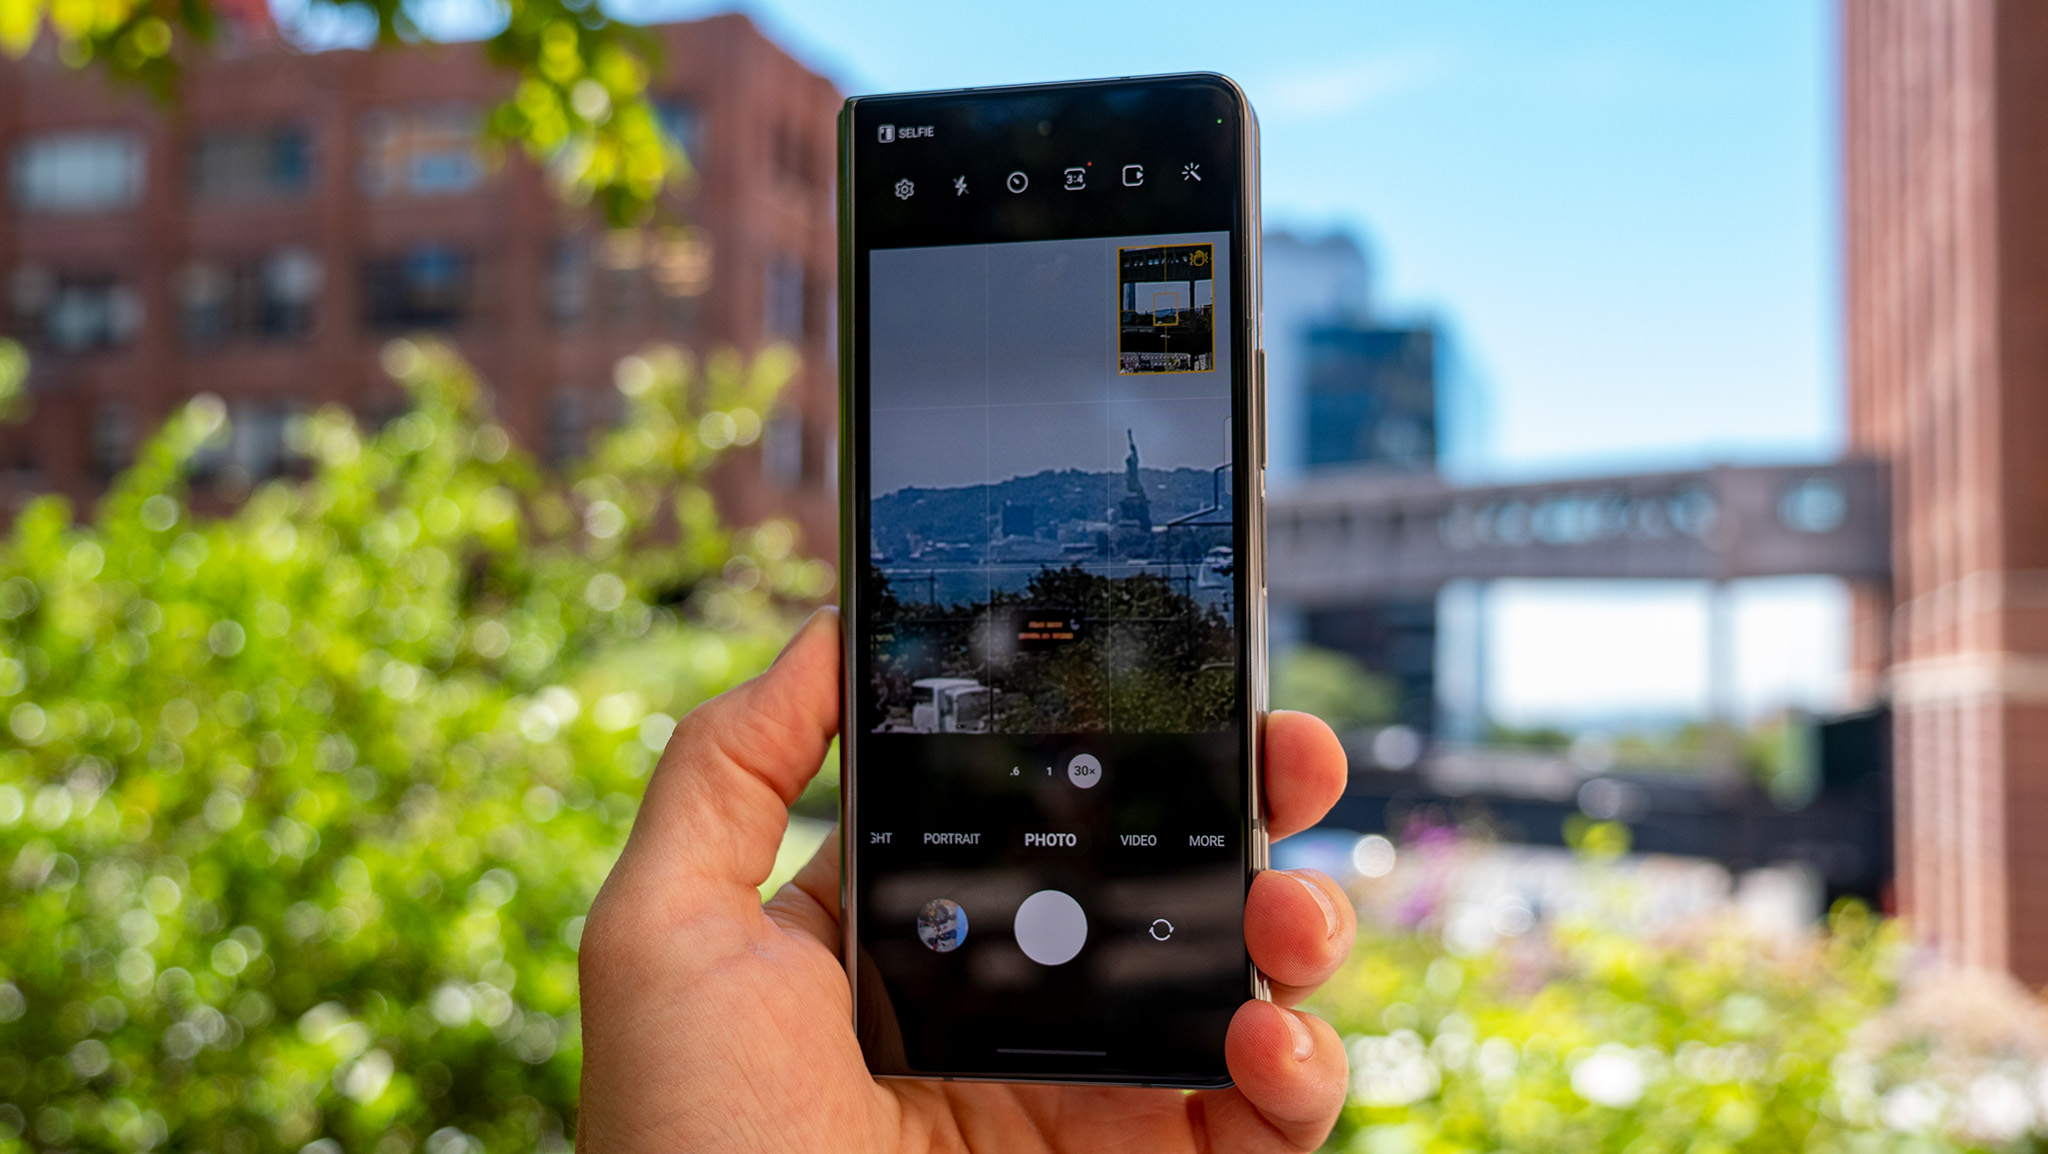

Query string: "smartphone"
[837, 74, 1265, 1088]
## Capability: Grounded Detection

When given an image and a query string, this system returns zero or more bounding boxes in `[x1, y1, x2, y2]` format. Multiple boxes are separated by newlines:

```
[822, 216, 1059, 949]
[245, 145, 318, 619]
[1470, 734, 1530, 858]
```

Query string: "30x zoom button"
[1066, 753, 1102, 789]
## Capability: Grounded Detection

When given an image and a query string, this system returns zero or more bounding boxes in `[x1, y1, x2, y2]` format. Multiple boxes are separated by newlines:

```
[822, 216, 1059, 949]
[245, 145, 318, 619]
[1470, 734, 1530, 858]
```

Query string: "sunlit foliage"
[0, 341, 826, 1151]
[1310, 839, 2048, 1154]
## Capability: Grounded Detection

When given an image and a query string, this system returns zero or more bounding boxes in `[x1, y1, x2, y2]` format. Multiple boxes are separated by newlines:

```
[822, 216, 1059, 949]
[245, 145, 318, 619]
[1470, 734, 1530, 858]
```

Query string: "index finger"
[1264, 710, 1347, 841]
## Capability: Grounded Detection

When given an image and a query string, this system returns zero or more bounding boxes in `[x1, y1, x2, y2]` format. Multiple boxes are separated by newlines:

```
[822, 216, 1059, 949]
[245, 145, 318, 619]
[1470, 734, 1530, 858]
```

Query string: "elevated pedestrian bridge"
[1266, 460, 1890, 601]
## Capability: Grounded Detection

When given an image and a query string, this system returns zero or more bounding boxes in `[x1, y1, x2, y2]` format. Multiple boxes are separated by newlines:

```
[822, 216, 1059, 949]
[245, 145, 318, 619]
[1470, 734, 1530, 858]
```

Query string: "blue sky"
[632, 0, 1843, 478]
[397, 0, 1848, 724]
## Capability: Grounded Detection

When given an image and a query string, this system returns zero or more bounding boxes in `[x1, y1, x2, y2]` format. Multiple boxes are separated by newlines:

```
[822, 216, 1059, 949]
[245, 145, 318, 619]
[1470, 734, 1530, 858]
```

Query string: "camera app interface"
[856, 227, 1248, 1079]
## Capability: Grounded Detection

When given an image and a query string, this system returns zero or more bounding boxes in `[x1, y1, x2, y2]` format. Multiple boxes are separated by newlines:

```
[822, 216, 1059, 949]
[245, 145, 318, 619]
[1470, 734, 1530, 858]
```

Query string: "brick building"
[0, 11, 841, 552]
[1845, 1, 2048, 978]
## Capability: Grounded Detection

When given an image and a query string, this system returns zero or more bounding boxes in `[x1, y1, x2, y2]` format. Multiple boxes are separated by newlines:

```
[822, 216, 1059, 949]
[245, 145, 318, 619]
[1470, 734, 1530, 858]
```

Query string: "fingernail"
[1287, 869, 1341, 940]
[1284, 1011, 1315, 1062]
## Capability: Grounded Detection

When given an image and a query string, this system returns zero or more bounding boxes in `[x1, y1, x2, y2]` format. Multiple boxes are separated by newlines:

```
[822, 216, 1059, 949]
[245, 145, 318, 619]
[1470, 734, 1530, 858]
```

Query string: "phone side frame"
[836, 94, 862, 1024]
[1240, 86, 1270, 1008]
[836, 75, 1267, 1088]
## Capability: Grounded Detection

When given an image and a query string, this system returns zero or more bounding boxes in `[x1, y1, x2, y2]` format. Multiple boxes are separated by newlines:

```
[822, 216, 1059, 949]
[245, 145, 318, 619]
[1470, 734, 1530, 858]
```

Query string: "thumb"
[621, 606, 840, 892]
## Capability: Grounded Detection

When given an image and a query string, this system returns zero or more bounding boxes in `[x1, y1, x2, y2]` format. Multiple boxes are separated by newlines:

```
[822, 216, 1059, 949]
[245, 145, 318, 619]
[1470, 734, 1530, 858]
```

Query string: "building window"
[191, 127, 310, 200]
[189, 400, 299, 484]
[660, 290, 700, 336]
[363, 246, 470, 330]
[655, 99, 704, 170]
[650, 229, 712, 298]
[602, 266, 640, 328]
[548, 237, 589, 326]
[9, 132, 144, 213]
[595, 232, 644, 329]
[258, 249, 323, 336]
[549, 387, 584, 466]
[548, 386, 621, 466]
[177, 249, 322, 345]
[773, 125, 811, 187]
[92, 402, 136, 480]
[9, 266, 141, 352]
[765, 256, 803, 343]
[763, 406, 803, 489]
[177, 262, 233, 343]
[360, 107, 483, 196]
[229, 402, 293, 479]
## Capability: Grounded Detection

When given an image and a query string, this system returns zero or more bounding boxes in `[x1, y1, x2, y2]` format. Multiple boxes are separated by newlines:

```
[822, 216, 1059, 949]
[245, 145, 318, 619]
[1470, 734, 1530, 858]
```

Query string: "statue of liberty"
[1117, 429, 1153, 533]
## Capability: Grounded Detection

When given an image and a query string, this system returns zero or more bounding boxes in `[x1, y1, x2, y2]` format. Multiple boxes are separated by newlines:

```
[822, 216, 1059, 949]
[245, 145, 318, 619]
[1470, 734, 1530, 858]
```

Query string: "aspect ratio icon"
[1006, 171, 1029, 194]
[1066, 753, 1102, 789]
[1122, 164, 1144, 187]
[1064, 166, 1086, 191]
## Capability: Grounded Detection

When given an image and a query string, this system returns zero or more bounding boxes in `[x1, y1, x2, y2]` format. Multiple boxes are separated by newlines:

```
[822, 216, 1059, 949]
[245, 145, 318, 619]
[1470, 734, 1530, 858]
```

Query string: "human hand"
[577, 608, 1356, 1152]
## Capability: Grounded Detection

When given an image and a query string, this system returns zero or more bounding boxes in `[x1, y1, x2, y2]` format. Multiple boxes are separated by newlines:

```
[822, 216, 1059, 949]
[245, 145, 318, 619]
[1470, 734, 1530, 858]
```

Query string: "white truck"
[910, 678, 990, 733]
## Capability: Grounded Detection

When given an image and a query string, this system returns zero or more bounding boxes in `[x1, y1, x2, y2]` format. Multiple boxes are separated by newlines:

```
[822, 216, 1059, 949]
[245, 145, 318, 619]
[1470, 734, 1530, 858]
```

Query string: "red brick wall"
[0, 13, 841, 556]
[1845, 0, 2048, 980]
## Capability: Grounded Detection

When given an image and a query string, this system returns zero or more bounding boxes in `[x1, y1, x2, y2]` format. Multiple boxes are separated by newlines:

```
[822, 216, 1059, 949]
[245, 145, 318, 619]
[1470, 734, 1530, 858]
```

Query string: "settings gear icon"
[894, 177, 915, 201]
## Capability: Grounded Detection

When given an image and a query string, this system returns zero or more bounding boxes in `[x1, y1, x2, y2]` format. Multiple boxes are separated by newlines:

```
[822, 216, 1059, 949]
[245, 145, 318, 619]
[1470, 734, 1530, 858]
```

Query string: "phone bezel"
[836, 72, 1268, 1089]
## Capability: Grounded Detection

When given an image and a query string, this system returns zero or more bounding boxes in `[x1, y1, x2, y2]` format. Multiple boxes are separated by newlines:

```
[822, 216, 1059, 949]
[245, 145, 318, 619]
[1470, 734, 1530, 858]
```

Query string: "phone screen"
[840, 76, 1262, 1086]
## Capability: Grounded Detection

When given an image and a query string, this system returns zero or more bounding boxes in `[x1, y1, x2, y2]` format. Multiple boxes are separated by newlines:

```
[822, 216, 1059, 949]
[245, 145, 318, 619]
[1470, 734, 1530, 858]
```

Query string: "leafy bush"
[0, 340, 827, 1153]
[1307, 832, 2048, 1154]
[1314, 907, 1897, 1154]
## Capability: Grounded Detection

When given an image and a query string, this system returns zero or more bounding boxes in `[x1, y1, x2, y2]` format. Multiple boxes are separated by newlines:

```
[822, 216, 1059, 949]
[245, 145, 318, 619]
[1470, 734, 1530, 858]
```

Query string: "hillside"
[870, 466, 1228, 557]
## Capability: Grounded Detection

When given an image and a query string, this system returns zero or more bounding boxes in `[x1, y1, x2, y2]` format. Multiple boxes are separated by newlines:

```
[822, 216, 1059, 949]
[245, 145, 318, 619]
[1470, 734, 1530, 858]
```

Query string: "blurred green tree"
[0, 0, 677, 225]
[1270, 645, 1397, 736]
[0, 339, 829, 1151]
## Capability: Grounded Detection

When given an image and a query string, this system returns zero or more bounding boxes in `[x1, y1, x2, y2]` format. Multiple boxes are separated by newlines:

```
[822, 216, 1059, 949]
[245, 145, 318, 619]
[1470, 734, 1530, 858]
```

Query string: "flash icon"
[953, 175, 968, 196]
